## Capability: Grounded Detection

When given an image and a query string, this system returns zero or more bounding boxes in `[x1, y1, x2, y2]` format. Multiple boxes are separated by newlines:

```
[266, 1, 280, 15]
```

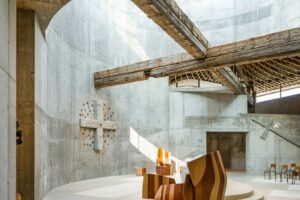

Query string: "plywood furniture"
[154, 151, 227, 200]
[156, 147, 173, 175]
[277, 164, 289, 183]
[289, 163, 297, 184]
[142, 173, 176, 199]
[155, 183, 185, 200]
[264, 163, 276, 180]
[135, 167, 146, 176]
[293, 166, 300, 184]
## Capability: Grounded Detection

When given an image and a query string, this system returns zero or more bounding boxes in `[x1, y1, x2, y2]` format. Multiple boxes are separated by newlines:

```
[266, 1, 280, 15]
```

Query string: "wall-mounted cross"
[80, 100, 117, 151]
[259, 118, 274, 140]
[251, 118, 300, 148]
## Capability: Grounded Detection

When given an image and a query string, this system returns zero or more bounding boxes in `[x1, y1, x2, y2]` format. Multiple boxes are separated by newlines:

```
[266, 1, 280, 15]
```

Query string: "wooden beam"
[211, 68, 244, 94]
[94, 53, 194, 80]
[132, 0, 209, 58]
[212, 67, 254, 104]
[94, 27, 300, 88]
[150, 27, 300, 77]
[94, 71, 148, 88]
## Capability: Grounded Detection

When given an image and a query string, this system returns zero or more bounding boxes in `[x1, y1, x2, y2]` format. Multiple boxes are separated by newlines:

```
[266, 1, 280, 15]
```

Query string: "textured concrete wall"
[35, 15, 48, 200]
[255, 94, 300, 115]
[42, 1, 176, 197]
[177, 0, 300, 45]
[40, 0, 300, 199]
[0, 0, 16, 199]
[168, 92, 300, 174]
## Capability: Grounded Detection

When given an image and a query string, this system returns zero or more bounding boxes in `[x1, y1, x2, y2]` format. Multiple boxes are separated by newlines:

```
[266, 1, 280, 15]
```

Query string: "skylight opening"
[257, 86, 300, 103]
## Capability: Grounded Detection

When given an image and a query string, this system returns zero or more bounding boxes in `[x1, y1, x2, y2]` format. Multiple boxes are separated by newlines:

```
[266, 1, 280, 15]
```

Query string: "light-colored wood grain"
[94, 28, 300, 94]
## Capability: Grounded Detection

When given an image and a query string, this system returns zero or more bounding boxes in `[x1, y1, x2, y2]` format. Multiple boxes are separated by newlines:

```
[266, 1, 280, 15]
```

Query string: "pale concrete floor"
[44, 173, 300, 200]
[228, 172, 300, 200]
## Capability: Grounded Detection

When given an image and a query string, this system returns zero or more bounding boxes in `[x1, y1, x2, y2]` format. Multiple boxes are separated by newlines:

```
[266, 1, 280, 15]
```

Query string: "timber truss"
[94, 0, 300, 104]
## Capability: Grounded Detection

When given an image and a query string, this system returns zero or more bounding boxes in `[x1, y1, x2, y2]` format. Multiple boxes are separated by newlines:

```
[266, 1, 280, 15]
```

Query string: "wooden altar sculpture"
[155, 151, 227, 200]
[142, 173, 176, 199]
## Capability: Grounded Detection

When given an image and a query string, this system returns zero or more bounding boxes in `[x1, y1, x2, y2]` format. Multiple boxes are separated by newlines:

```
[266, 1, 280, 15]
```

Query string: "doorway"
[207, 132, 246, 171]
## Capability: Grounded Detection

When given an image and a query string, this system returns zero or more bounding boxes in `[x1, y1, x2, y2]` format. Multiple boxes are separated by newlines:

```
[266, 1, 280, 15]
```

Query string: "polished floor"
[44, 173, 300, 200]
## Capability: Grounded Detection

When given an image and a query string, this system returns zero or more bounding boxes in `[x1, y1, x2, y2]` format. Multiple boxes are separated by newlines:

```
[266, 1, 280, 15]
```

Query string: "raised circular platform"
[225, 180, 264, 200]
[44, 175, 264, 200]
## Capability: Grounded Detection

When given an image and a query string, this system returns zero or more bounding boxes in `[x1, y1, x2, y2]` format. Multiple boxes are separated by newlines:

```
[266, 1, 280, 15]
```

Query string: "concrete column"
[17, 9, 35, 200]
[0, 0, 16, 199]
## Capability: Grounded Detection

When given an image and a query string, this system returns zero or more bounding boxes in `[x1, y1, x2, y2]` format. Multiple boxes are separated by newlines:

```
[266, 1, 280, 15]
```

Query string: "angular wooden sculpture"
[142, 173, 176, 199]
[155, 183, 185, 200]
[156, 146, 173, 175]
[155, 151, 227, 200]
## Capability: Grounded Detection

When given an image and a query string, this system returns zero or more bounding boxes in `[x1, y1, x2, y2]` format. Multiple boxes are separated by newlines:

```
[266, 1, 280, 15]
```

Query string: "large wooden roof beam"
[94, 27, 300, 88]
[132, 0, 209, 58]
[211, 67, 254, 104]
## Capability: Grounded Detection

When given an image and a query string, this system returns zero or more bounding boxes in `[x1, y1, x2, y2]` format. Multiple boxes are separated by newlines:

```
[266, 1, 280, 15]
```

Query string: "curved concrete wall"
[177, 0, 300, 45]
[40, 0, 300, 199]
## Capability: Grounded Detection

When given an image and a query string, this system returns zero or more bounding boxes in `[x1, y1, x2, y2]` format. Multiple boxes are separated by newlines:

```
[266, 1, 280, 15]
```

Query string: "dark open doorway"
[207, 132, 246, 171]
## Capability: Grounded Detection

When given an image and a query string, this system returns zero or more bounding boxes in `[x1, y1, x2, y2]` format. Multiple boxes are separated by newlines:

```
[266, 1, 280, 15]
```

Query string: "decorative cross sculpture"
[80, 100, 117, 151]
[251, 118, 300, 148]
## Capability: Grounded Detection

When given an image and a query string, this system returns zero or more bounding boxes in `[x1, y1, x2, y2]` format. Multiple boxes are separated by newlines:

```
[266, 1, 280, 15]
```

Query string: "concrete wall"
[35, 15, 48, 200]
[40, 0, 178, 197]
[255, 94, 300, 115]
[177, 0, 300, 45]
[40, 0, 300, 199]
[168, 92, 300, 174]
[0, 0, 16, 200]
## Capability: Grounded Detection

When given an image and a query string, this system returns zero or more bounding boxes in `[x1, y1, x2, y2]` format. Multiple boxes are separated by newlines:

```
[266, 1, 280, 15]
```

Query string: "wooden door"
[207, 132, 246, 171]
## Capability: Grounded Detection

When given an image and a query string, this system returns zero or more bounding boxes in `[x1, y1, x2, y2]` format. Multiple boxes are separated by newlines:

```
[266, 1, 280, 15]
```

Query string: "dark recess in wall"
[254, 93, 300, 115]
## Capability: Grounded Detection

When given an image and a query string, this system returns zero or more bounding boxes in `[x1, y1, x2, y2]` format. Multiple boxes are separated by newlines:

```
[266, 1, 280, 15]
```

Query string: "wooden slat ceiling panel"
[170, 56, 300, 94]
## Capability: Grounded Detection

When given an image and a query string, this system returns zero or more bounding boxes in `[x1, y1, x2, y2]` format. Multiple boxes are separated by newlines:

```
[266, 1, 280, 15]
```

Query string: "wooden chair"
[264, 163, 276, 180]
[276, 164, 289, 183]
[293, 166, 300, 184]
[154, 151, 227, 200]
[142, 173, 176, 199]
[289, 163, 297, 184]
[156, 147, 173, 175]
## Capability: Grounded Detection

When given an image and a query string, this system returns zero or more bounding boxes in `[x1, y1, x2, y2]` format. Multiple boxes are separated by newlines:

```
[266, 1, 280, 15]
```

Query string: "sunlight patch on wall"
[129, 127, 185, 171]
[129, 127, 157, 162]
[108, 1, 150, 60]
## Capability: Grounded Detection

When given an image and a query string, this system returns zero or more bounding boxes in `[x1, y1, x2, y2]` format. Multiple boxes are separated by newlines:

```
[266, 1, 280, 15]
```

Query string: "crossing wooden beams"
[131, 0, 209, 58]
[94, 27, 300, 92]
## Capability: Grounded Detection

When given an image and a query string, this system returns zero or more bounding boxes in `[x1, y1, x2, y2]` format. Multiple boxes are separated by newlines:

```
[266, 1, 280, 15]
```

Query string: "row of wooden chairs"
[264, 163, 300, 184]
